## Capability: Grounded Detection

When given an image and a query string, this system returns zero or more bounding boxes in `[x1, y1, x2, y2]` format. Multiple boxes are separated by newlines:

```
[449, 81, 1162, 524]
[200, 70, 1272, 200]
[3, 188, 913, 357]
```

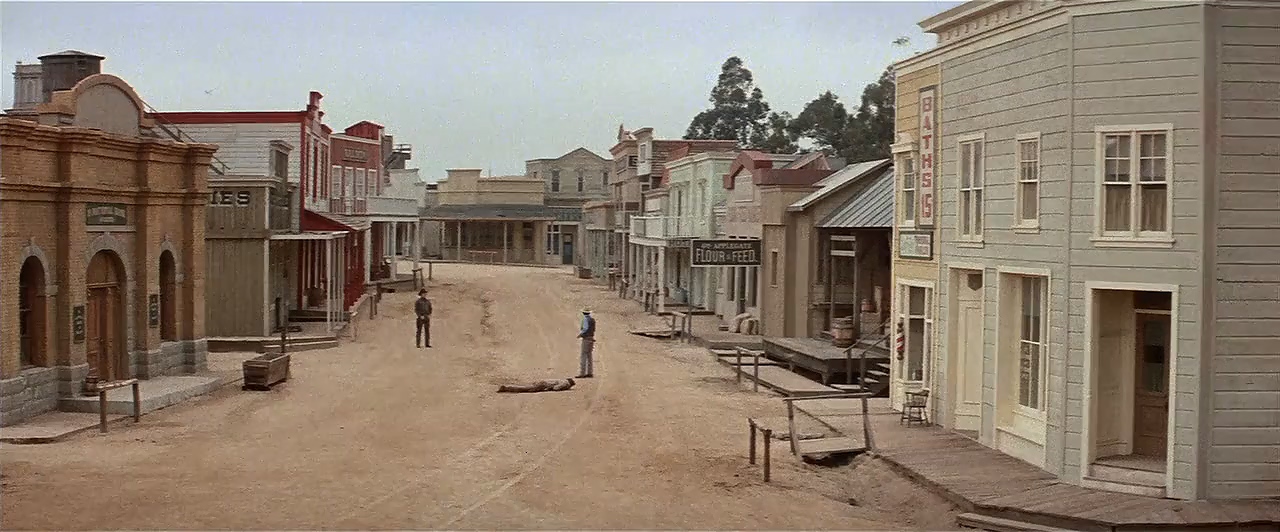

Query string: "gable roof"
[788, 158, 892, 212]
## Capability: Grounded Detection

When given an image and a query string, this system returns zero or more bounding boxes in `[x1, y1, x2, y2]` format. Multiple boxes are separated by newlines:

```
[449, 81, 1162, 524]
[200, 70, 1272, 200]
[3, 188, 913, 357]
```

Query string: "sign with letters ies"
[85, 203, 128, 226]
[72, 305, 85, 343]
[209, 190, 253, 207]
[898, 231, 934, 260]
[918, 87, 937, 227]
[148, 294, 160, 328]
[690, 239, 762, 267]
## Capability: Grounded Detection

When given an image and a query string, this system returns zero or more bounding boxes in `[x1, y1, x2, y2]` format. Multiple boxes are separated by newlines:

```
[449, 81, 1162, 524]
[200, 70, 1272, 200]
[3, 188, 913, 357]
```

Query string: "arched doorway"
[18, 257, 47, 368]
[86, 250, 127, 386]
[159, 250, 176, 341]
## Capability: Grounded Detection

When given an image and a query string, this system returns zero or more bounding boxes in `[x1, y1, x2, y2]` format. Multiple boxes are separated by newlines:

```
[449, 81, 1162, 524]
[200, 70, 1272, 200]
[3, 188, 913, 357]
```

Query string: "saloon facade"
[0, 57, 216, 425]
[899, 0, 1280, 501]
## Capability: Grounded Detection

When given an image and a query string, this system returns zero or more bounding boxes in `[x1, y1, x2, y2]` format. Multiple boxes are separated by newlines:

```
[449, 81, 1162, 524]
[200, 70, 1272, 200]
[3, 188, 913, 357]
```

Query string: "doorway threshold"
[1083, 454, 1166, 498]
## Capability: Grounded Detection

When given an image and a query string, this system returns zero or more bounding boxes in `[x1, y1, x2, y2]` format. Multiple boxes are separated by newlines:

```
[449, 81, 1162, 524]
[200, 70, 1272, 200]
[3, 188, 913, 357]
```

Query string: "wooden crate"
[242, 353, 291, 391]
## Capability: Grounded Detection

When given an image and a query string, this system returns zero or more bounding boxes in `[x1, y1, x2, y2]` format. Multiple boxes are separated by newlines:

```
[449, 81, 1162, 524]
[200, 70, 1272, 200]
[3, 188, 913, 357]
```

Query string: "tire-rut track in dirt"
[438, 277, 609, 528]
[333, 271, 564, 526]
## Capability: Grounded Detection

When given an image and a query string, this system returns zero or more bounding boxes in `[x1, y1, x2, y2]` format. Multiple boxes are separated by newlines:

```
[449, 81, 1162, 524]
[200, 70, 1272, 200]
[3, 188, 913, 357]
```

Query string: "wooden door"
[1132, 313, 1170, 458]
[953, 282, 983, 431]
[86, 288, 105, 379]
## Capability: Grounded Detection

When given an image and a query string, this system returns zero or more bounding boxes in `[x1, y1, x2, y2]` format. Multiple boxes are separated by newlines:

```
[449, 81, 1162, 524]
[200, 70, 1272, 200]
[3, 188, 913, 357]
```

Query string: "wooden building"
[901, 0, 1280, 501]
[0, 67, 215, 426]
[420, 169, 555, 265]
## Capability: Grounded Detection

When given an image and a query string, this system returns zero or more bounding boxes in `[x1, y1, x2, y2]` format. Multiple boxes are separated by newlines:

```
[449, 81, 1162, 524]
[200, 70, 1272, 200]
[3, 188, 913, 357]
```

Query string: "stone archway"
[159, 250, 177, 341]
[85, 250, 127, 387]
[18, 256, 48, 368]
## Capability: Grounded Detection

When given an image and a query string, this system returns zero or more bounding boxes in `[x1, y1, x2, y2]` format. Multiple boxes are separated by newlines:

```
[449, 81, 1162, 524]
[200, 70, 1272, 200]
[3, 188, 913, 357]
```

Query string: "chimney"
[37, 50, 104, 103]
[11, 62, 43, 110]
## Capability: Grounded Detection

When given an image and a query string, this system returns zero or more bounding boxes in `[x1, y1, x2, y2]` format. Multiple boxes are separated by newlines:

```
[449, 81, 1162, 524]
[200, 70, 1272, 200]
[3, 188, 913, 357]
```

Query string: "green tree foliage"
[787, 91, 849, 155]
[684, 57, 772, 149]
[785, 67, 897, 161]
[759, 111, 799, 154]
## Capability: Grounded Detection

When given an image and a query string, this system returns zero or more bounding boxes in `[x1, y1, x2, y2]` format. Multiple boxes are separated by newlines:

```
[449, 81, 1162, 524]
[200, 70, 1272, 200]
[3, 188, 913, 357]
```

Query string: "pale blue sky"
[2, 1, 959, 180]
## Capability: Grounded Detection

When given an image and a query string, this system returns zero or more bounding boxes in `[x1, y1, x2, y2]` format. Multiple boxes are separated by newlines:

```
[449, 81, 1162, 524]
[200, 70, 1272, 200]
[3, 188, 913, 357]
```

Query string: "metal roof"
[817, 167, 896, 229]
[419, 203, 558, 221]
[788, 158, 891, 212]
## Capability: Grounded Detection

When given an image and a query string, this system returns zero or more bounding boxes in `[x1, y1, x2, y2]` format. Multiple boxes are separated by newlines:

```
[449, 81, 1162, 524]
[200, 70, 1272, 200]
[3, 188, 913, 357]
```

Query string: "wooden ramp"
[736, 365, 838, 397]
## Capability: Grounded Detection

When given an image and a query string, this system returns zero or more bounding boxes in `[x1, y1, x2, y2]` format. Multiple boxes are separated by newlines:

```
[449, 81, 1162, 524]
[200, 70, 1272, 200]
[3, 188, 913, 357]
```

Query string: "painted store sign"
[918, 87, 937, 227]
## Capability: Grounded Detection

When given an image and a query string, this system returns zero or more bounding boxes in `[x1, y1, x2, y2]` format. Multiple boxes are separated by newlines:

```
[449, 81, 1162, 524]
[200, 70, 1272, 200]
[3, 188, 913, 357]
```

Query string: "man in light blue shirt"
[576, 309, 596, 378]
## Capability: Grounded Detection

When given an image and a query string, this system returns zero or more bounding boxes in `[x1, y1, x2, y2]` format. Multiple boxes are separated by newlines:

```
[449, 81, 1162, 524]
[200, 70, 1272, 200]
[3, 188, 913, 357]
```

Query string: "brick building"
[0, 63, 216, 425]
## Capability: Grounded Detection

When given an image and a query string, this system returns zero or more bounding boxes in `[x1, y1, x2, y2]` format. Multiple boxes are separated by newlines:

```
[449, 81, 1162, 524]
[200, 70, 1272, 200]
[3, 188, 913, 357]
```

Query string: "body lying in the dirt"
[496, 378, 575, 393]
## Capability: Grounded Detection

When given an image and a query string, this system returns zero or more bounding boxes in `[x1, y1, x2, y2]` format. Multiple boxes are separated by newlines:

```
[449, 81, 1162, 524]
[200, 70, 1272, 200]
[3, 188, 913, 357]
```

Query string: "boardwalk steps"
[734, 365, 838, 397]
[957, 513, 1077, 532]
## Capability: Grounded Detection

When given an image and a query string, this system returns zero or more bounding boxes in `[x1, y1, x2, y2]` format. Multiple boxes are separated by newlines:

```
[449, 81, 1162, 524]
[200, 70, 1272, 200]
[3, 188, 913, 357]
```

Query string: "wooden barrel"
[831, 317, 855, 348]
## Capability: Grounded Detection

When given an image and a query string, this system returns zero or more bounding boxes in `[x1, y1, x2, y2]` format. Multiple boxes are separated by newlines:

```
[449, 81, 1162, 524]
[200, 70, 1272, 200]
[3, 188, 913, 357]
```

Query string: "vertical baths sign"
[918, 87, 937, 227]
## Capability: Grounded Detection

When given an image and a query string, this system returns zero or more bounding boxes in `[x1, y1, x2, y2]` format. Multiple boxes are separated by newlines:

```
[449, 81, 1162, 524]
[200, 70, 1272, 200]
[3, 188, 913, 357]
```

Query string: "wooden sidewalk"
[794, 399, 1280, 531]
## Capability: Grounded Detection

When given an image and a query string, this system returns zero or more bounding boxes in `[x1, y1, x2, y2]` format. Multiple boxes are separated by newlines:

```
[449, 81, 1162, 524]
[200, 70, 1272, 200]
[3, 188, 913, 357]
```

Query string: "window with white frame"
[344, 167, 354, 198]
[899, 284, 932, 382]
[551, 170, 561, 192]
[330, 165, 342, 198]
[354, 168, 365, 198]
[1017, 135, 1040, 226]
[1098, 127, 1171, 236]
[1017, 275, 1047, 411]
[900, 155, 916, 226]
[958, 137, 985, 240]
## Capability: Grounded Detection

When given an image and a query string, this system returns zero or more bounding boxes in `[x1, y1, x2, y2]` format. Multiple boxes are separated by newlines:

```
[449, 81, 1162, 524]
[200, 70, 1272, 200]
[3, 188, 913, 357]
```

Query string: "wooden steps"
[957, 513, 1078, 532]
[734, 365, 838, 397]
[795, 436, 863, 458]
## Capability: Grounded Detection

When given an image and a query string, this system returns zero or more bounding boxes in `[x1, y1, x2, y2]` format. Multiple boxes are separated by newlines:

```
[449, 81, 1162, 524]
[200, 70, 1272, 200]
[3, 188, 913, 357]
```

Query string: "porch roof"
[816, 167, 895, 229]
[788, 158, 891, 212]
[419, 203, 557, 221]
[301, 209, 371, 232]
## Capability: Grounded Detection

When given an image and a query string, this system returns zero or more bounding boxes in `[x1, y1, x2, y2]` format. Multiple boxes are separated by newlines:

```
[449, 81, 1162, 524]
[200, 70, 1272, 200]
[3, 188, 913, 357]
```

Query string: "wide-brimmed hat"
[581, 308, 592, 314]
[419, 289, 428, 295]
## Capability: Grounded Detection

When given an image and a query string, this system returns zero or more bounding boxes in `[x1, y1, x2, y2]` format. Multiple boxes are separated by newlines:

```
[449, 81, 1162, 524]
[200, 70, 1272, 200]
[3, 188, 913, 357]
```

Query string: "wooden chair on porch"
[900, 389, 930, 426]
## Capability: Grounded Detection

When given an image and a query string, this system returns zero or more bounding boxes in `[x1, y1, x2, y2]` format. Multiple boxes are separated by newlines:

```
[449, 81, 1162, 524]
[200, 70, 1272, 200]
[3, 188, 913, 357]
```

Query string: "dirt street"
[0, 264, 956, 530]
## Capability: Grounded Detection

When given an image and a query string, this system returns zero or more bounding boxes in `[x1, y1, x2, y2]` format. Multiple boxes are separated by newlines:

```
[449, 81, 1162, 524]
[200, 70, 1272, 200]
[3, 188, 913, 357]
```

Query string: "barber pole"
[896, 321, 905, 357]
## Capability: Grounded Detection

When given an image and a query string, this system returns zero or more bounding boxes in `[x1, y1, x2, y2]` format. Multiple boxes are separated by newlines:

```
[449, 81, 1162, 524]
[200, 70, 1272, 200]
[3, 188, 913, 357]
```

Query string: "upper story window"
[330, 165, 342, 198]
[1096, 125, 1172, 243]
[576, 168, 586, 192]
[602, 170, 609, 188]
[551, 170, 561, 192]
[957, 134, 985, 243]
[1017, 134, 1041, 228]
[628, 155, 638, 167]
[900, 155, 916, 226]
[271, 148, 289, 179]
[639, 144, 648, 162]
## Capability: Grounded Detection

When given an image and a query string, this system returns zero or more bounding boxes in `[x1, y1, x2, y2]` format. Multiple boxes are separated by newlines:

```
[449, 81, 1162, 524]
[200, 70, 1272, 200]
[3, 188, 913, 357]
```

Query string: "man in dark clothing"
[415, 289, 432, 348]
[576, 308, 595, 378]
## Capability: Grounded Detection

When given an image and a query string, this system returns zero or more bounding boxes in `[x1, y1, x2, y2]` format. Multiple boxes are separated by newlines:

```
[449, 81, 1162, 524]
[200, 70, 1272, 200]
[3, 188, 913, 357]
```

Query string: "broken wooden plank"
[796, 436, 862, 457]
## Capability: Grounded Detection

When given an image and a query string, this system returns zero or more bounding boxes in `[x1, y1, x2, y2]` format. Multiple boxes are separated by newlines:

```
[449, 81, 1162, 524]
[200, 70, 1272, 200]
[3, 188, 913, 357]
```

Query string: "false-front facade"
[898, 0, 1280, 500]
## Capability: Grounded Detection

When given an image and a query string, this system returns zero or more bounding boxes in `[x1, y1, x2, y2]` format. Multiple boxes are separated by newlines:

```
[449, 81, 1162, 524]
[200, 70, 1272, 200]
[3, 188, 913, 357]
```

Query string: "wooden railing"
[841, 317, 892, 390]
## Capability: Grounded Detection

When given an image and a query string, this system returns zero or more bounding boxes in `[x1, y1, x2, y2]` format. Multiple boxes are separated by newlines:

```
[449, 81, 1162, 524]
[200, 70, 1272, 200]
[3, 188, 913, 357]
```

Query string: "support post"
[753, 350, 761, 393]
[455, 221, 462, 262]
[503, 221, 509, 264]
[735, 346, 743, 384]
[762, 428, 772, 482]
[363, 227, 372, 284]
[325, 237, 334, 333]
[748, 418, 757, 465]
[131, 381, 141, 423]
[98, 389, 108, 433]
[657, 246, 667, 314]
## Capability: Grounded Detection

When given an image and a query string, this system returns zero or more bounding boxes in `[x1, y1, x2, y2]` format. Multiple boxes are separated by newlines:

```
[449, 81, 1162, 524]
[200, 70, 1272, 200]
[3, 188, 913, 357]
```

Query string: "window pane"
[1019, 341, 1041, 409]
[904, 190, 916, 220]
[959, 191, 971, 234]
[907, 317, 925, 381]
[1140, 183, 1168, 232]
[973, 189, 984, 232]
[1021, 182, 1038, 220]
[908, 286, 925, 315]
[1140, 133, 1166, 157]
[1140, 157, 1166, 182]
[973, 142, 983, 177]
[1104, 184, 1132, 232]
[1140, 317, 1169, 393]
[960, 145, 971, 188]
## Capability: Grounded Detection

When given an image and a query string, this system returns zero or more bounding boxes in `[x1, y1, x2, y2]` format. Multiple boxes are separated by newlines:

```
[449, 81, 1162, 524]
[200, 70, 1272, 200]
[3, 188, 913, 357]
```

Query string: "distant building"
[419, 169, 559, 265]
[525, 148, 610, 265]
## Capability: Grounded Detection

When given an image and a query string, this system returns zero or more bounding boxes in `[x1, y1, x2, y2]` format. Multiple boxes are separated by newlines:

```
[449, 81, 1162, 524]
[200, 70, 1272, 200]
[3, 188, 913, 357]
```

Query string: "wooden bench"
[96, 378, 141, 433]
